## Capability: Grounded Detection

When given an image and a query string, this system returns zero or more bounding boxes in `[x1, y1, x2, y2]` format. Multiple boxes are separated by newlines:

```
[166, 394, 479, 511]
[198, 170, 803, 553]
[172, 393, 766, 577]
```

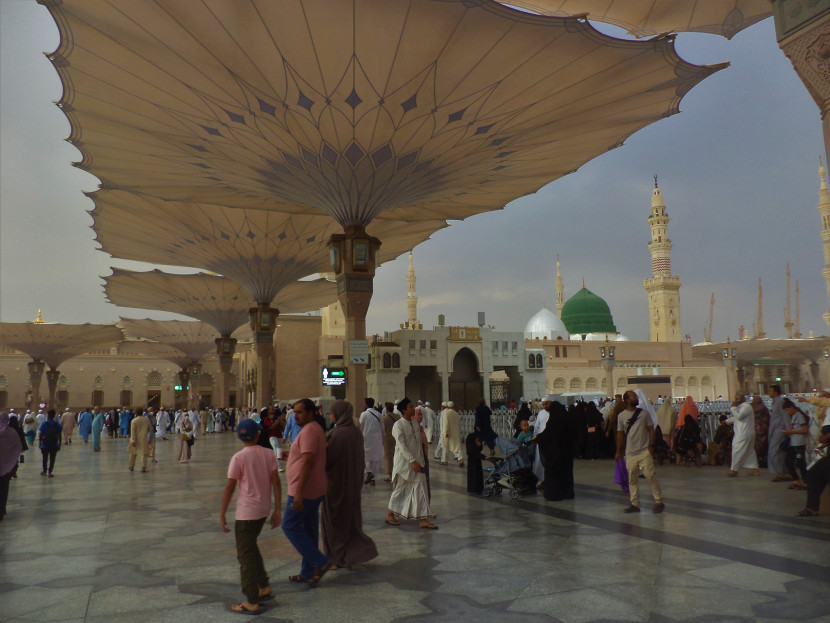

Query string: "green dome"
[560, 287, 617, 335]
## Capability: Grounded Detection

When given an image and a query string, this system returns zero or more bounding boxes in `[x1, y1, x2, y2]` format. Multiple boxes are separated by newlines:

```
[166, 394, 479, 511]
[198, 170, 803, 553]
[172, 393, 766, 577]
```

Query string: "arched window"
[569, 378, 583, 391]
[562, 346, 567, 358]
[147, 371, 162, 388]
[585, 377, 598, 390]
[554, 346, 560, 358]
[382, 353, 392, 369]
[617, 377, 627, 389]
[553, 377, 566, 391]
[687, 376, 699, 387]
[535, 354, 543, 369]
[528, 354, 536, 369]
[392, 353, 401, 368]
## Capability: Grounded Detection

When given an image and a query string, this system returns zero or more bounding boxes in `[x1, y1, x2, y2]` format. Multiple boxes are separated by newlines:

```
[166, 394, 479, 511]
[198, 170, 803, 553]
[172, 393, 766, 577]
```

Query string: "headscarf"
[0, 412, 23, 476]
[634, 389, 658, 427]
[656, 399, 676, 432]
[677, 396, 699, 428]
[328, 399, 355, 437]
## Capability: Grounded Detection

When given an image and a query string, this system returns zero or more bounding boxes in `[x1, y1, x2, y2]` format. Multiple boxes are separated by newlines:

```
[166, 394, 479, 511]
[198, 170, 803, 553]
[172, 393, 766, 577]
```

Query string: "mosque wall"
[0, 348, 224, 411]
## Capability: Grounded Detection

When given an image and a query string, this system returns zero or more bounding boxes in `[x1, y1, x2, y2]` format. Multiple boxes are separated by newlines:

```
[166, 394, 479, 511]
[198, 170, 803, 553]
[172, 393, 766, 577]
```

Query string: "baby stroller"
[482, 436, 533, 499]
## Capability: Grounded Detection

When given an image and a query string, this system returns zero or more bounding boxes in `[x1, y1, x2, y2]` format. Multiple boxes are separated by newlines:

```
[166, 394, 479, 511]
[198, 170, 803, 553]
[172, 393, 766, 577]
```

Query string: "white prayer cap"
[541, 394, 556, 403]
[447, 401, 455, 408]
[64, 407, 70, 411]
[425, 402, 430, 406]
[394, 399, 400, 405]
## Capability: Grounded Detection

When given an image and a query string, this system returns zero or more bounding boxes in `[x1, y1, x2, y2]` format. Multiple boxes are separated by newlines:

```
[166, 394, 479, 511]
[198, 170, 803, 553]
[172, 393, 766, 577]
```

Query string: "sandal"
[309, 561, 332, 587]
[230, 603, 263, 615]
[419, 522, 439, 530]
[288, 574, 309, 583]
[796, 508, 819, 517]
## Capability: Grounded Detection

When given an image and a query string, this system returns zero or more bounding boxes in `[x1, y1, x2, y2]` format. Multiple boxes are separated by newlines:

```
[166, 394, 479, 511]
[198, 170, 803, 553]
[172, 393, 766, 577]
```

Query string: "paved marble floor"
[1, 432, 828, 623]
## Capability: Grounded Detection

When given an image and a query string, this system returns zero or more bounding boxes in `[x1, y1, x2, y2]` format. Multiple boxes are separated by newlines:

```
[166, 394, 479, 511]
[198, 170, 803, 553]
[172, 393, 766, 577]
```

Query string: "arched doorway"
[449, 348, 482, 411]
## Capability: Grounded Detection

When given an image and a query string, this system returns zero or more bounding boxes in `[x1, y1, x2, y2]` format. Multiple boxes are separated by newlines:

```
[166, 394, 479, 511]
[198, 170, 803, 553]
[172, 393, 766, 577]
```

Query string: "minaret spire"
[644, 177, 682, 341]
[401, 252, 422, 330]
[555, 254, 565, 318]
[755, 277, 765, 338]
[784, 262, 793, 339]
[795, 279, 802, 339]
[818, 156, 830, 331]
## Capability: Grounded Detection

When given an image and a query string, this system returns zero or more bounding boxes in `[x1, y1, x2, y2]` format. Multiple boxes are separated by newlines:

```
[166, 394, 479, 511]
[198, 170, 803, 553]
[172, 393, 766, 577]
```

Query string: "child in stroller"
[482, 436, 536, 498]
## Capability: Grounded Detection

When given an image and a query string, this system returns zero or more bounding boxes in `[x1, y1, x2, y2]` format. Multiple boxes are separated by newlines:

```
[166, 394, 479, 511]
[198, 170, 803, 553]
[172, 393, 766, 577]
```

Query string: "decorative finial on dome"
[33, 309, 44, 323]
[653, 174, 658, 188]
[582, 277, 585, 289]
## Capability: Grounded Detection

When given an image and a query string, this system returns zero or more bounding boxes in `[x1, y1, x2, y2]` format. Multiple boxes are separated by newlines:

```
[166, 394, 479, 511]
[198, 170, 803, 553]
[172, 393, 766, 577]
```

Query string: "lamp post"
[249, 304, 279, 409]
[600, 337, 616, 398]
[722, 337, 739, 398]
[328, 226, 381, 409]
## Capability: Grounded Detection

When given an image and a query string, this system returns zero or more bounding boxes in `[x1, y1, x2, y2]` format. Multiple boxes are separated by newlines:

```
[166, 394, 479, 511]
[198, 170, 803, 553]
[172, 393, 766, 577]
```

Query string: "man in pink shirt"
[220, 419, 282, 614]
[282, 398, 331, 585]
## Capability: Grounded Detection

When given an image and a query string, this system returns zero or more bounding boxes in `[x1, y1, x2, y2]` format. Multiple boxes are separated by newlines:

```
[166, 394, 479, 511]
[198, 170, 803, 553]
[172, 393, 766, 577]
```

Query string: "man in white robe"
[532, 395, 554, 481]
[423, 402, 435, 443]
[359, 398, 384, 485]
[156, 409, 170, 439]
[439, 402, 462, 464]
[386, 398, 437, 529]
[434, 403, 446, 460]
[726, 392, 759, 476]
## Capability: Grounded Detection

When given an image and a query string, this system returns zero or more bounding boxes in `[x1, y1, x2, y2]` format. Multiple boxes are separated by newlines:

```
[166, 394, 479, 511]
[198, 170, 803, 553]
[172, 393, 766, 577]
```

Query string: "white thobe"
[388, 417, 431, 519]
[440, 409, 462, 460]
[532, 408, 550, 480]
[423, 407, 435, 443]
[156, 411, 170, 438]
[359, 408, 384, 471]
[726, 402, 758, 470]
[434, 409, 446, 459]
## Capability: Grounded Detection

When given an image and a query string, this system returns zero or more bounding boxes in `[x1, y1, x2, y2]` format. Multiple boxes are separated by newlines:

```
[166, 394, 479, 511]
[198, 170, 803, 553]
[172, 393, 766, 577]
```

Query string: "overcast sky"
[0, 1, 825, 344]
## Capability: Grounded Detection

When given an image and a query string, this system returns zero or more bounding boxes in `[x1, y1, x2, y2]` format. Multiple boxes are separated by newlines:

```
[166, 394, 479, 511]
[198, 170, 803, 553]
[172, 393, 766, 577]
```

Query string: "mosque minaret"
[818, 157, 830, 330]
[644, 176, 682, 342]
[402, 252, 422, 330]
[555, 254, 565, 318]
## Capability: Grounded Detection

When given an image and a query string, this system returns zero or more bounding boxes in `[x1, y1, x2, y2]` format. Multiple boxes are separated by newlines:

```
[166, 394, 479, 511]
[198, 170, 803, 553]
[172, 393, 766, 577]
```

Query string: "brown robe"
[382, 410, 400, 476]
[321, 400, 378, 568]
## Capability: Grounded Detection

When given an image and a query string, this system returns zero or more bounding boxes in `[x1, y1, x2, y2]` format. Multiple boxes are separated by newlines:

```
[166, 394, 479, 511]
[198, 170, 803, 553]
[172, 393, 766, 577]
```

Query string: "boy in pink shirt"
[220, 419, 282, 614]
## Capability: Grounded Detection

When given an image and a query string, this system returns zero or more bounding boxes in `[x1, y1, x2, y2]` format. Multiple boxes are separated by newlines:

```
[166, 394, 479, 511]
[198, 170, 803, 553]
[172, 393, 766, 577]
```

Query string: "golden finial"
[33, 309, 45, 323]
[582, 277, 585, 289]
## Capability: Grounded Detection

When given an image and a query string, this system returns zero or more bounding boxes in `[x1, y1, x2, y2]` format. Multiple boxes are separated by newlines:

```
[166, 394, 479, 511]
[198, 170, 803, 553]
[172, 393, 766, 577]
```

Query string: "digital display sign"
[322, 367, 346, 386]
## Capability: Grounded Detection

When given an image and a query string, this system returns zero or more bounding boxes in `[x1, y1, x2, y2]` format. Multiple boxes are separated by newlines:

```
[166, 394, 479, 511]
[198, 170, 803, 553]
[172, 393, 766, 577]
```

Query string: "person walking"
[725, 393, 760, 476]
[768, 384, 791, 481]
[381, 402, 400, 482]
[128, 410, 153, 472]
[91, 408, 105, 452]
[77, 408, 92, 444]
[385, 398, 437, 529]
[322, 400, 378, 569]
[439, 401, 462, 466]
[358, 398, 383, 485]
[220, 419, 282, 614]
[38, 409, 62, 477]
[474, 398, 497, 454]
[0, 412, 24, 521]
[60, 408, 76, 445]
[282, 398, 331, 585]
[616, 391, 665, 513]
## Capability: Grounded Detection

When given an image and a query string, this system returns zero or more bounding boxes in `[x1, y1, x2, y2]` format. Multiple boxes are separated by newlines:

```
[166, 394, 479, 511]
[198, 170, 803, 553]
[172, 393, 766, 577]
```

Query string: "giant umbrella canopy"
[0, 314, 123, 410]
[117, 319, 220, 409]
[498, 0, 772, 39]
[43, 0, 725, 405]
[105, 268, 338, 407]
[90, 189, 445, 404]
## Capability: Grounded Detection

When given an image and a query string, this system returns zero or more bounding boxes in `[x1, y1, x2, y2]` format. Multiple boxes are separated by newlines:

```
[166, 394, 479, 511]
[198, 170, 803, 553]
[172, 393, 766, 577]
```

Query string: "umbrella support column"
[28, 360, 45, 411]
[216, 336, 237, 410]
[46, 369, 60, 411]
[249, 305, 279, 409]
[329, 226, 381, 409]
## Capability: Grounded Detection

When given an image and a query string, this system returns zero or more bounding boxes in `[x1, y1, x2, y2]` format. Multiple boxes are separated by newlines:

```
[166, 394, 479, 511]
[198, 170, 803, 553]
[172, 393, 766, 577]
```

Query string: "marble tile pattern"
[1, 433, 828, 622]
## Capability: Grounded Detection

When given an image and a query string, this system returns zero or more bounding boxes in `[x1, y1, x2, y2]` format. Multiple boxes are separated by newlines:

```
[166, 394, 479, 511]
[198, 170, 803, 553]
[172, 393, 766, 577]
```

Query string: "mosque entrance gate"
[449, 348, 483, 411]
[405, 366, 442, 407]
[146, 391, 161, 410]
